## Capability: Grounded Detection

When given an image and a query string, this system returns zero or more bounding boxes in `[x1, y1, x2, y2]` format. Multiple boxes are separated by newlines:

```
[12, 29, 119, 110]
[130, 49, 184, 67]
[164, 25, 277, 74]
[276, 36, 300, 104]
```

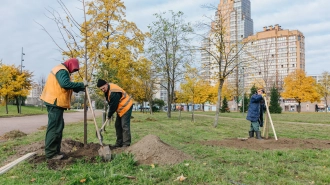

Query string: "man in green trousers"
[40, 58, 87, 160]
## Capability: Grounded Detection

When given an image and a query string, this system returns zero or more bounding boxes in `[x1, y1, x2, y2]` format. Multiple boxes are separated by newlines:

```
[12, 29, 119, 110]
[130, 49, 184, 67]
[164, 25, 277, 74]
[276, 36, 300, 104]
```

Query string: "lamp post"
[242, 67, 245, 116]
[19, 47, 25, 114]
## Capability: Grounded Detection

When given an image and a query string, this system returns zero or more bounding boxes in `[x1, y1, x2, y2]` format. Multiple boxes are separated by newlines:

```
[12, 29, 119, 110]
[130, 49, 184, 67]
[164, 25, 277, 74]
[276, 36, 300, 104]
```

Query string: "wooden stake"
[0, 152, 36, 175]
[263, 97, 278, 140]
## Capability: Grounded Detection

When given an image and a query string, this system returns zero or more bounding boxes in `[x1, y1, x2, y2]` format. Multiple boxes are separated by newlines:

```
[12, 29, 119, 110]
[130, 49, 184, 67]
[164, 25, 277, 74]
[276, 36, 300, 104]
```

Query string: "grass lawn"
[198, 111, 330, 124]
[1, 111, 330, 184]
[0, 105, 76, 117]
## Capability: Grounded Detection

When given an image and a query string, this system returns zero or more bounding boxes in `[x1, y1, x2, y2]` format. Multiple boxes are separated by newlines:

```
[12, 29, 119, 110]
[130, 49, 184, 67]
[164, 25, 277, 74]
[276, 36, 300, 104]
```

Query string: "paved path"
[0, 110, 103, 136]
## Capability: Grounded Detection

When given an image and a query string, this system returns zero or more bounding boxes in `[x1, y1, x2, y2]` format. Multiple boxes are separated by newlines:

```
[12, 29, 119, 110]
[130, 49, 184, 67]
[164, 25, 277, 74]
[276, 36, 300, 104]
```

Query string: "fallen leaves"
[80, 178, 86, 183]
[174, 174, 187, 182]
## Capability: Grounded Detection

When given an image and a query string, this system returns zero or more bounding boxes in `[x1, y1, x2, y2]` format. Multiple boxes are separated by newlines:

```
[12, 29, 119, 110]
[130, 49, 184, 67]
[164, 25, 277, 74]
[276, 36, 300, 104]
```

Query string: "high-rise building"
[241, 25, 305, 92]
[201, 0, 253, 88]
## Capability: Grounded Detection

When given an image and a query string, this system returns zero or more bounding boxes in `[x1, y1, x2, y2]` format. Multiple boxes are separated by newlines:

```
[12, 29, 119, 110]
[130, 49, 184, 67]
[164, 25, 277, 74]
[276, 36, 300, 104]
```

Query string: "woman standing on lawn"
[246, 88, 265, 140]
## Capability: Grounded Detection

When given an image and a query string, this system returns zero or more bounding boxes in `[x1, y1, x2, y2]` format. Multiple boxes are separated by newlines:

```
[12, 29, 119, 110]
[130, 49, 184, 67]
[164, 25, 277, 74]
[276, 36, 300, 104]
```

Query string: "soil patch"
[199, 138, 330, 150]
[3, 135, 193, 170]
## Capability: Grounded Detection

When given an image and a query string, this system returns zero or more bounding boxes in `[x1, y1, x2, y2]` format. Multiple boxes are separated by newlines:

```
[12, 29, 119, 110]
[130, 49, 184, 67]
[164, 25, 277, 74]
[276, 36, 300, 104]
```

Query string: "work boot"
[248, 131, 254, 138]
[256, 131, 263, 140]
[111, 143, 123, 148]
[48, 154, 64, 160]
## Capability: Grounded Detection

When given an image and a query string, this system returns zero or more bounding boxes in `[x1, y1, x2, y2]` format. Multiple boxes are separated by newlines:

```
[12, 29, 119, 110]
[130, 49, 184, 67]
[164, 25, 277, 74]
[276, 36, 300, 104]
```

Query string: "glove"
[83, 78, 88, 87]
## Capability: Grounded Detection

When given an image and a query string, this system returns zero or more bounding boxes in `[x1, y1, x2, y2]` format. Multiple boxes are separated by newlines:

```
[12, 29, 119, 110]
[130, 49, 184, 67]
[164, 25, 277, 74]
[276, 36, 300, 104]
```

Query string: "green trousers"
[114, 106, 132, 146]
[45, 106, 65, 159]
[250, 121, 260, 132]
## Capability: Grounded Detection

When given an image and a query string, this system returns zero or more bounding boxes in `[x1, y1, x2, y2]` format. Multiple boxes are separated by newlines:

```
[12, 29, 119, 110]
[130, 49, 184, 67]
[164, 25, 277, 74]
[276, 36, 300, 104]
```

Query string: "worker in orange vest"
[40, 58, 87, 160]
[97, 79, 133, 148]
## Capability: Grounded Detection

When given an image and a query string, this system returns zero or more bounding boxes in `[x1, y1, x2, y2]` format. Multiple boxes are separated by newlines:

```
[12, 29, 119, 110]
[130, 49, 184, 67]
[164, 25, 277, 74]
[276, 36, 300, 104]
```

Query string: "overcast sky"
[1, 0, 329, 81]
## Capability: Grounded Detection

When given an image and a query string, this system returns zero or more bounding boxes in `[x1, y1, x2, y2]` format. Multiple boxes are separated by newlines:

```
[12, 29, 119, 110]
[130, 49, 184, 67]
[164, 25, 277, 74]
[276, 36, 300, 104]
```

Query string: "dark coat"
[246, 94, 263, 122]
[258, 100, 266, 127]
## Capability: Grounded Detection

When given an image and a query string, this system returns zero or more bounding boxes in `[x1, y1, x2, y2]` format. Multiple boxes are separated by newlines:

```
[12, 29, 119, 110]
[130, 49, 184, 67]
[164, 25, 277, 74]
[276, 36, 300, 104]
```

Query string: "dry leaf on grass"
[80, 178, 86, 183]
[30, 178, 36, 182]
[174, 174, 187, 182]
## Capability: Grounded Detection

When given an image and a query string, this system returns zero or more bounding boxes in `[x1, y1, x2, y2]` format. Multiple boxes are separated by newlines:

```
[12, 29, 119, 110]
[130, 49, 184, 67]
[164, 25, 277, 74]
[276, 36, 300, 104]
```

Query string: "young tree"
[147, 10, 193, 118]
[196, 5, 250, 127]
[40, 0, 146, 144]
[316, 71, 330, 113]
[282, 69, 320, 113]
[220, 96, 229, 113]
[180, 66, 200, 122]
[269, 86, 282, 113]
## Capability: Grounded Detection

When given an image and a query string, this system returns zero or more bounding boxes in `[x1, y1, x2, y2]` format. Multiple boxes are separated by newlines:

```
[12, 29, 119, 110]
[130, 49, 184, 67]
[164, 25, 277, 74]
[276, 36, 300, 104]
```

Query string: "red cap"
[63, 58, 79, 73]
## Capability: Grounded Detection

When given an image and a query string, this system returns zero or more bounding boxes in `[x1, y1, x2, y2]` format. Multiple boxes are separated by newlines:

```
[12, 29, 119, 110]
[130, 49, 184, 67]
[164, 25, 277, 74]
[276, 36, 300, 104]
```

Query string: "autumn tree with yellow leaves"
[40, 0, 147, 144]
[0, 64, 33, 114]
[282, 69, 320, 113]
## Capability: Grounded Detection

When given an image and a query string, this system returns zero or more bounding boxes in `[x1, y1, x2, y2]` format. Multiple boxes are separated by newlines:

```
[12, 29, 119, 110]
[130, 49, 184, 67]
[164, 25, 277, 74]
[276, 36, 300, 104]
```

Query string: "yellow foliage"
[282, 69, 320, 103]
[221, 81, 235, 100]
[0, 64, 33, 105]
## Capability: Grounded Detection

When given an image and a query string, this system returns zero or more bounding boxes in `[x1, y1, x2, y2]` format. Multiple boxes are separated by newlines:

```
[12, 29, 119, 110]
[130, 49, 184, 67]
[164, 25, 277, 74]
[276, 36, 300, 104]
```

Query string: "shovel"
[96, 118, 109, 142]
[85, 87, 111, 161]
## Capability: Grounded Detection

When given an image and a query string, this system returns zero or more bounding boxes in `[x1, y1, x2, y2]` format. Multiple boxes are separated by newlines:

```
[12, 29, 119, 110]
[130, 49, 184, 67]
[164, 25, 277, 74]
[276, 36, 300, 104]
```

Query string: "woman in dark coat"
[246, 89, 264, 139]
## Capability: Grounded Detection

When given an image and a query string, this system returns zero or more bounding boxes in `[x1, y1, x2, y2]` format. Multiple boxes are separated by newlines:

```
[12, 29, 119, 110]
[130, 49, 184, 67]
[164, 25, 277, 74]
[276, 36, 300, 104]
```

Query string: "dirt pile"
[125, 134, 193, 165]
[1, 130, 27, 140]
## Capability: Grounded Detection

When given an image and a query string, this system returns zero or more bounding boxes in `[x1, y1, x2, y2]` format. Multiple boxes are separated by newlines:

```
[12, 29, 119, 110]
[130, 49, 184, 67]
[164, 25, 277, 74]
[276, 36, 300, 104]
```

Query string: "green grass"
[1, 111, 330, 184]
[0, 105, 76, 117]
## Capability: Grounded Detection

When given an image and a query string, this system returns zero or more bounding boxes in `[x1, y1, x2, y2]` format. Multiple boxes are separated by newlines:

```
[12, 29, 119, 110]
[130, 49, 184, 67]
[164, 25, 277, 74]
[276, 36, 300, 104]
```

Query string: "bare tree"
[196, 4, 250, 127]
[147, 11, 194, 118]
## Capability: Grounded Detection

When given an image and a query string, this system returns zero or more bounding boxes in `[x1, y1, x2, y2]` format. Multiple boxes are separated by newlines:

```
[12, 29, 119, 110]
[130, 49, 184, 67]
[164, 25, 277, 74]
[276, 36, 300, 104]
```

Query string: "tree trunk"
[5, 95, 9, 114]
[297, 102, 301, 113]
[16, 97, 20, 113]
[214, 79, 225, 127]
[191, 103, 195, 122]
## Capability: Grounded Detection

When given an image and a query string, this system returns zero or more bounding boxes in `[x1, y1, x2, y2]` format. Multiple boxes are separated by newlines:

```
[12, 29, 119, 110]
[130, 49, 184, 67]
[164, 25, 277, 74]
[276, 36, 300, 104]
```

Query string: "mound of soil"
[1, 130, 27, 140]
[200, 138, 330, 150]
[126, 134, 193, 165]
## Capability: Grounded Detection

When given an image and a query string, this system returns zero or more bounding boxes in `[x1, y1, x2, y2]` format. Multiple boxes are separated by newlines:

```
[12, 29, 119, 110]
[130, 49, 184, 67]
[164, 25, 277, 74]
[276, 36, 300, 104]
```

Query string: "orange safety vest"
[107, 83, 133, 117]
[40, 64, 73, 108]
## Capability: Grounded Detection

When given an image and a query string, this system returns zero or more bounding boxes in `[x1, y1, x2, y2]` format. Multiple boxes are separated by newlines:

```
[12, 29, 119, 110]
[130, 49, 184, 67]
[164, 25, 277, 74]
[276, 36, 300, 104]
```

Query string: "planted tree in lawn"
[196, 4, 250, 127]
[147, 10, 193, 118]
[39, 0, 147, 144]
[282, 69, 320, 113]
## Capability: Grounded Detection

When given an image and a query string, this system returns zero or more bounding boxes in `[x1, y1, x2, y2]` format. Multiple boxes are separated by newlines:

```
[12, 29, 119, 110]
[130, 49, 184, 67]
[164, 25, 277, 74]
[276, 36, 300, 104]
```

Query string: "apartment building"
[241, 24, 305, 92]
[201, 0, 253, 87]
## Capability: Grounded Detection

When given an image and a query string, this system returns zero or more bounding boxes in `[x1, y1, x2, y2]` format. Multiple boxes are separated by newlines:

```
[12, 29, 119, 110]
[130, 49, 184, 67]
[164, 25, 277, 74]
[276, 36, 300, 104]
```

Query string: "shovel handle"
[86, 87, 103, 146]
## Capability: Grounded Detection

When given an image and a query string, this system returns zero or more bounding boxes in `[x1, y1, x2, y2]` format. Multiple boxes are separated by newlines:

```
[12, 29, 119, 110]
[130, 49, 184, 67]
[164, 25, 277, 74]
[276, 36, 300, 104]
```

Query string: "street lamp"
[19, 47, 25, 114]
[242, 67, 245, 115]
